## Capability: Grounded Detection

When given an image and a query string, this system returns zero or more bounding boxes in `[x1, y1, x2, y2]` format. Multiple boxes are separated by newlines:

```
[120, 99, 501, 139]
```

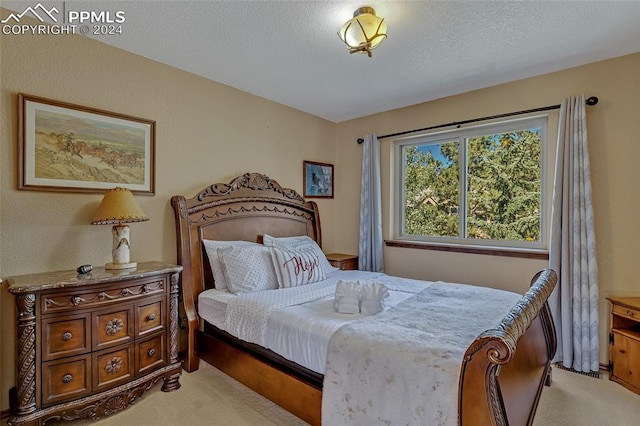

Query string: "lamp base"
[105, 261, 137, 270]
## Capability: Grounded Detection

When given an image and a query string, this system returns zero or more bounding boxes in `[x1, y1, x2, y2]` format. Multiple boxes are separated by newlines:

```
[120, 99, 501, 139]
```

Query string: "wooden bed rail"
[458, 269, 557, 426]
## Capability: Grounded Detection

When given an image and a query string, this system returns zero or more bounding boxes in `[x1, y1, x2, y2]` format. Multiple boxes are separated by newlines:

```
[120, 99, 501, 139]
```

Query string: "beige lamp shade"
[91, 187, 149, 225]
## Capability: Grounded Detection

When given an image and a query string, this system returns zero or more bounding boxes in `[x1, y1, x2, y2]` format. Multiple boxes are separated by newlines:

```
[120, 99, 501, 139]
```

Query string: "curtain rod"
[357, 96, 599, 144]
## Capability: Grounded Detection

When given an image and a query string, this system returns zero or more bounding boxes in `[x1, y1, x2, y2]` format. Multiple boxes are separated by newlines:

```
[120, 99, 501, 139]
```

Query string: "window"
[396, 116, 548, 250]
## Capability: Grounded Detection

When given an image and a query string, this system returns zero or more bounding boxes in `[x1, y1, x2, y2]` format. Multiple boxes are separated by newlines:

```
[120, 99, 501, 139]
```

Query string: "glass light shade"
[338, 7, 387, 56]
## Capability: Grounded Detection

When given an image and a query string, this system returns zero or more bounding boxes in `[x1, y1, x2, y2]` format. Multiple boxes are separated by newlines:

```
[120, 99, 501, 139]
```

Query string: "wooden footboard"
[458, 269, 557, 426]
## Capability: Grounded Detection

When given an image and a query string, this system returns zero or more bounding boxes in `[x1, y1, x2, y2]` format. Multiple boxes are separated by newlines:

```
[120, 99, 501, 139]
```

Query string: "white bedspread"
[265, 274, 425, 373]
[223, 270, 386, 346]
[321, 281, 521, 426]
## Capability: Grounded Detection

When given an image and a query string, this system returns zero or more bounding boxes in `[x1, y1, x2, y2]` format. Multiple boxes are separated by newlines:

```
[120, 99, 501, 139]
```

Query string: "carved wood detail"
[105, 318, 124, 335]
[463, 269, 557, 364]
[196, 172, 304, 203]
[15, 293, 36, 416]
[44, 280, 164, 313]
[168, 272, 180, 366]
[195, 204, 313, 224]
[487, 367, 507, 426]
[105, 357, 123, 374]
[174, 195, 188, 220]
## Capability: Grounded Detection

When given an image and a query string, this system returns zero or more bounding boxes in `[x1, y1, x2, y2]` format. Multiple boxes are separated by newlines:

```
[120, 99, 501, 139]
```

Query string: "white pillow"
[263, 234, 339, 276]
[202, 239, 258, 291]
[263, 234, 315, 250]
[270, 246, 326, 288]
[217, 245, 278, 294]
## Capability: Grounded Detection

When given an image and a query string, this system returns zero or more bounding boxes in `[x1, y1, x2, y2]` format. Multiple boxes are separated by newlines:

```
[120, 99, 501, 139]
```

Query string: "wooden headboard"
[170, 172, 321, 371]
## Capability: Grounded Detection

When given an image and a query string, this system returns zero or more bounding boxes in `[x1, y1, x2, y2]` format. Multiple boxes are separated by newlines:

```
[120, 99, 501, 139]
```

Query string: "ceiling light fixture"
[338, 6, 387, 57]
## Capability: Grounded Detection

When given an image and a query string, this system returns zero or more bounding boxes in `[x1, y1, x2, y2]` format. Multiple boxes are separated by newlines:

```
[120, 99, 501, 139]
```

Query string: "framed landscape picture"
[18, 94, 155, 194]
[303, 160, 334, 198]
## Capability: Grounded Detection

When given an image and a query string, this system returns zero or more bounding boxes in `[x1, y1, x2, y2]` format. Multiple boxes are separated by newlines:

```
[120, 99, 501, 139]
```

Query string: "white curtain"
[358, 133, 384, 272]
[548, 94, 599, 373]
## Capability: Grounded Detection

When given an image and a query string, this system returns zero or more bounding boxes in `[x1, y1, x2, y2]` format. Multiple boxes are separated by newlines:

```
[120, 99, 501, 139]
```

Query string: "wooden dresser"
[325, 253, 358, 271]
[6, 262, 183, 426]
[607, 296, 640, 395]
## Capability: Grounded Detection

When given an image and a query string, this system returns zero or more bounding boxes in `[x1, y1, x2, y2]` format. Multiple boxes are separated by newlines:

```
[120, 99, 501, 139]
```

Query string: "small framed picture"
[303, 161, 334, 198]
[18, 94, 155, 194]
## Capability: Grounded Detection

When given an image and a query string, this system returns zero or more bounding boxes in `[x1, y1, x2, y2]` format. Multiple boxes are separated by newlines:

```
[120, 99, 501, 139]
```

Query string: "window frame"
[394, 115, 549, 251]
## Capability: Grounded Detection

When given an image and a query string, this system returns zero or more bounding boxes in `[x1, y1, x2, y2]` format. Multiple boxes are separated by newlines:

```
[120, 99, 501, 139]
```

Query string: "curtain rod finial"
[357, 138, 364, 144]
[586, 96, 599, 106]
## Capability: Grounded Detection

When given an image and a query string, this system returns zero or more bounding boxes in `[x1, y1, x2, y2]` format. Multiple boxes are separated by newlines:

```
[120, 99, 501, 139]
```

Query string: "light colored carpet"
[52, 362, 640, 425]
[534, 368, 640, 426]
[49, 362, 306, 426]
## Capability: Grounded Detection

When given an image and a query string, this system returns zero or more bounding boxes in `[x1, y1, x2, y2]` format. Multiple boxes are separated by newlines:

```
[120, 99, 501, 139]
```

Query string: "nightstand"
[325, 253, 359, 270]
[7, 262, 183, 426]
[608, 297, 640, 395]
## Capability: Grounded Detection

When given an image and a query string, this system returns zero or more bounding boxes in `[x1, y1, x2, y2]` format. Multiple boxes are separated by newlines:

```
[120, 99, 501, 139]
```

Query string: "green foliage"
[403, 129, 541, 242]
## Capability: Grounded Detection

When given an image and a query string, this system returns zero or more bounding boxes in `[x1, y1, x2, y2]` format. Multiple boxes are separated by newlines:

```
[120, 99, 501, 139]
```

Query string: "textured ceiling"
[4, 1, 640, 122]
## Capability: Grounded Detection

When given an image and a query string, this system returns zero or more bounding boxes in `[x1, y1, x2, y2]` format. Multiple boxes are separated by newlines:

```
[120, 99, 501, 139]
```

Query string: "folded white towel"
[335, 298, 360, 314]
[335, 280, 361, 314]
[360, 282, 389, 315]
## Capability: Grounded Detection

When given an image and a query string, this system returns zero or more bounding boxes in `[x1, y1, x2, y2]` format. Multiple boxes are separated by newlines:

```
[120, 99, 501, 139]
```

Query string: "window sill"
[385, 240, 549, 260]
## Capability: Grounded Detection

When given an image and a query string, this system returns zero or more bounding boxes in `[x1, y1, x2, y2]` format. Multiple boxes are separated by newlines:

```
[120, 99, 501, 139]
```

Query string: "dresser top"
[6, 261, 182, 294]
[607, 297, 640, 310]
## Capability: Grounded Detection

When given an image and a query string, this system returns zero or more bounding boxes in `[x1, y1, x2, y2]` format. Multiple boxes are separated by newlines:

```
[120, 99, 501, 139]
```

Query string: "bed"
[171, 172, 557, 425]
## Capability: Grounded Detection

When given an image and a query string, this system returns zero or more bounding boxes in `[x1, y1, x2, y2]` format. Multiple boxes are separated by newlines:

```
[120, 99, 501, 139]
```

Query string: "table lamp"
[91, 187, 149, 270]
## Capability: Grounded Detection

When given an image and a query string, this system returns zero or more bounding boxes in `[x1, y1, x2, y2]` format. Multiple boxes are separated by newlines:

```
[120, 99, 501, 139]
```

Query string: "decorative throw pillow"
[270, 246, 325, 288]
[262, 234, 339, 276]
[202, 239, 258, 291]
[217, 245, 278, 294]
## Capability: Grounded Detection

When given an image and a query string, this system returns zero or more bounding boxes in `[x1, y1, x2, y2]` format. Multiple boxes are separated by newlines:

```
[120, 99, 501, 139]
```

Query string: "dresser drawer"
[136, 296, 165, 338]
[42, 313, 91, 361]
[93, 305, 134, 350]
[93, 344, 135, 393]
[136, 334, 167, 376]
[42, 354, 91, 406]
[613, 304, 640, 321]
[41, 276, 168, 315]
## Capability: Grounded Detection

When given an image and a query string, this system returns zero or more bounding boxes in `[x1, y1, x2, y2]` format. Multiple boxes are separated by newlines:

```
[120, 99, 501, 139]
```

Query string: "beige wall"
[1, 11, 639, 413]
[0, 28, 336, 411]
[335, 52, 640, 364]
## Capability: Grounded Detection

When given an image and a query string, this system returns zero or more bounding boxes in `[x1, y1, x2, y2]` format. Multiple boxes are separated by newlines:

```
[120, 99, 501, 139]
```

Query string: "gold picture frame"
[18, 94, 155, 194]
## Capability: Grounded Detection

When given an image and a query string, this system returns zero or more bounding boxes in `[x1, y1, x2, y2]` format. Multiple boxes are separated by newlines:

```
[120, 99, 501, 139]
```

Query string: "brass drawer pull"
[627, 310, 635, 317]
[61, 331, 72, 341]
[148, 348, 156, 357]
[61, 374, 73, 384]
[147, 313, 156, 321]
